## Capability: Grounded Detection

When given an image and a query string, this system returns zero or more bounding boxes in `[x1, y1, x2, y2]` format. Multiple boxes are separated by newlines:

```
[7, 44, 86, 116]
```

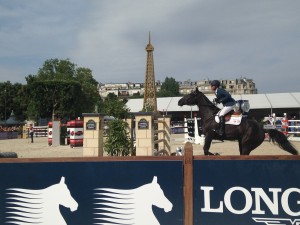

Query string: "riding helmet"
[210, 80, 220, 87]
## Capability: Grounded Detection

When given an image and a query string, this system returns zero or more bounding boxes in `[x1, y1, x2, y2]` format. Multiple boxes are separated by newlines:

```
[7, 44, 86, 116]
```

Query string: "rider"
[210, 80, 236, 136]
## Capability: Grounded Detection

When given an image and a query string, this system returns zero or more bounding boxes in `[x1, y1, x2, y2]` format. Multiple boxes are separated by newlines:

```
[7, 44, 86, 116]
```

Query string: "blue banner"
[0, 160, 183, 225]
[194, 160, 300, 225]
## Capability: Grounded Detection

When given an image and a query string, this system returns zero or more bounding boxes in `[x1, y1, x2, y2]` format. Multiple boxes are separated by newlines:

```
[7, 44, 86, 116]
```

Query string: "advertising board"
[194, 159, 300, 225]
[0, 159, 183, 225]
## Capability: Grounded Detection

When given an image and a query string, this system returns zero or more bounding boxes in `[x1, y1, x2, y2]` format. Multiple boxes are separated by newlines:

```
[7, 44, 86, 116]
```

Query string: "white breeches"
[219, 106, 234, 116]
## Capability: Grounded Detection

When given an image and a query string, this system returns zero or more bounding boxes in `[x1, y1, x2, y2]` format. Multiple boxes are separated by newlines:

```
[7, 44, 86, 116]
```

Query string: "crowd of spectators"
[0, 125, 20, 132]
[0, 125, 21, 140]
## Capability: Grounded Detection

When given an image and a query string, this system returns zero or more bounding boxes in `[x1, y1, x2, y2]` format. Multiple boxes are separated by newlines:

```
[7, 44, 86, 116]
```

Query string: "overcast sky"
[0, 0, 299, 93]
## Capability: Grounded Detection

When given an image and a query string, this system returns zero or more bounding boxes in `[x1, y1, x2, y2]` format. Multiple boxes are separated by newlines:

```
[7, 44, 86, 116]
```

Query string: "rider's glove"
[214, 98, 221, 104]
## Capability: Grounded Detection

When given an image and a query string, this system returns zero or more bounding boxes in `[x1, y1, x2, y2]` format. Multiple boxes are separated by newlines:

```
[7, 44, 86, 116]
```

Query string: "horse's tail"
[268, 129, 298, 155]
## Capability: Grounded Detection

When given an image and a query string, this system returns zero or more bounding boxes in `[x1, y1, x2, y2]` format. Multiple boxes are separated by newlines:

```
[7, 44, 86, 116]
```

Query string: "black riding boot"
[216, 116, 225, 136]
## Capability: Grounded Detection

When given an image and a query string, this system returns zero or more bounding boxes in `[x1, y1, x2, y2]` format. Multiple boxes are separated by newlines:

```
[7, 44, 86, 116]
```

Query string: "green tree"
[102, 93, 133, 156]
[127, 92, 143, 99]
[104, 119, 132, 156]
[157, 76, 180, 97]
[26, 58, 76, 82]
[103, 93, 130, 119]
[27, 80, 82, 121]
[25, 58, 101, 120]
[11, 83, 28, 120]
[0, 82, 28, 121]
[75, 67, 101, 113]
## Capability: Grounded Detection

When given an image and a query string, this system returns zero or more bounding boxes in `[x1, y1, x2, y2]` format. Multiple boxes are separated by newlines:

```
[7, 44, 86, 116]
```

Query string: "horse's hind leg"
[240, 134, 265, 155]
[239, 121, 266, 155]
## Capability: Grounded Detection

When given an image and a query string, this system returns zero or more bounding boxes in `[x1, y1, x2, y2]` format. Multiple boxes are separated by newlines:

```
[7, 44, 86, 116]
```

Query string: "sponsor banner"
[0, 160, 183, 225]
[194, 160, 300, 225]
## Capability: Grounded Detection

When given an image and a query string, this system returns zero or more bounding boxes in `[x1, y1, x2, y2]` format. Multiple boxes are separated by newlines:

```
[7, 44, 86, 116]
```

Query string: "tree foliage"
[103, 93, 130, 119]
[157, 76, 180, 97]
[102, 93, 133, 156]
[104, 119, 132, 156]
[25, 58, 101, 121]
[0, 82, 28, 121]
[74, 67, 101, 113]
[26, 80, 82, 120]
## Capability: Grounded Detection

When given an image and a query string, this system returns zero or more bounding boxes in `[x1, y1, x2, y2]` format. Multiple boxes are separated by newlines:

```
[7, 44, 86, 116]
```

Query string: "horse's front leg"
[238, 139, 243, 155]
[203, 132, 214, 155]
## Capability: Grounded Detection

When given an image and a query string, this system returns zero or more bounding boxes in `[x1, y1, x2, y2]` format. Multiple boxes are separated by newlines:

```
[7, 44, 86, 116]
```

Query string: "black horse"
[178, 88, 298, 155]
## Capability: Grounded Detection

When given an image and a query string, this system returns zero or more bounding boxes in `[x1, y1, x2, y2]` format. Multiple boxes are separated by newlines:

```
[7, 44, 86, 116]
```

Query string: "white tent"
[126, 92, 300, 113]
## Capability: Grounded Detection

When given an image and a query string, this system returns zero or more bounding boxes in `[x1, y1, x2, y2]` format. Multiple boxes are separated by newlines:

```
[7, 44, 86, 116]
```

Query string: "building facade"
[98, 82, 145, 98]
[178, 77, 257, 95]
[98, 77, 257, 98]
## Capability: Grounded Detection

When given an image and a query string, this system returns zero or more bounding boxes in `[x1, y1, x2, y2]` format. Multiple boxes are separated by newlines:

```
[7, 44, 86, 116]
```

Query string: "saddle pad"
[215, 114, 242, 125]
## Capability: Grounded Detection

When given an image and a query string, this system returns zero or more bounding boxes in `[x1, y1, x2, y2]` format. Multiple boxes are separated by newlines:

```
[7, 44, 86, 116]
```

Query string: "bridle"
[188, 91, 219, 123]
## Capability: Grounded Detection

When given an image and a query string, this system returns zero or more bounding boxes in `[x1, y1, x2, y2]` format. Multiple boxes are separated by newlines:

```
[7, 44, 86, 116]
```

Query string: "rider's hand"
[214, 98, 220, 104]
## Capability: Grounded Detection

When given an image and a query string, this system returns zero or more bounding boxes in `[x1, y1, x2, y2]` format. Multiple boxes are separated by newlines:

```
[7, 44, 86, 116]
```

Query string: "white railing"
[24, 126, 48, 138]
[263, 116, 300, 141]
[287, 120, 300, 134]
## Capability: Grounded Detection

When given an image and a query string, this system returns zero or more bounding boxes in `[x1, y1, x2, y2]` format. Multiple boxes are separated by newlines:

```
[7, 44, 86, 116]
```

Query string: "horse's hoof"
[206, 152, 220, 156]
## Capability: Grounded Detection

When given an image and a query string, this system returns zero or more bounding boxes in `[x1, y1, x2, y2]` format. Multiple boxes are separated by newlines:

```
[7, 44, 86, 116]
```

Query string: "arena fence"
[264, 115, 300, 141]
[1, 142, 300, 225]
[22, 125, 48, 138]
[174, 115, 300, 144]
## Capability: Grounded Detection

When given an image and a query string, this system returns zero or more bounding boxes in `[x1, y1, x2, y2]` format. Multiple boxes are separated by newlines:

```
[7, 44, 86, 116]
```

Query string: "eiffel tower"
[143, 33, 157, 112]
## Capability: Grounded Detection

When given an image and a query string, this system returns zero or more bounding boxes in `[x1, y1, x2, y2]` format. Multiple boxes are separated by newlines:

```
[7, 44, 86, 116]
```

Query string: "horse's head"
[150, 176, 173, 213]
[179, 87, 212, 106]
[178, 87, 200, 106]
[178, 87, 219, 121]
[54, 177, 78, 212]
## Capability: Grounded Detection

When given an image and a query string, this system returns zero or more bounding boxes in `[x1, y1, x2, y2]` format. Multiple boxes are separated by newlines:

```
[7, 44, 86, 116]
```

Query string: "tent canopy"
[0, 111, 25, 126]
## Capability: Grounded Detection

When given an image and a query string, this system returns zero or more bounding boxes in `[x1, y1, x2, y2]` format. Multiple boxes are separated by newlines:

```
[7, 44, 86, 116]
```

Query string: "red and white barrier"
[68, 120, 84, 147]
[48, 122, 53, 146]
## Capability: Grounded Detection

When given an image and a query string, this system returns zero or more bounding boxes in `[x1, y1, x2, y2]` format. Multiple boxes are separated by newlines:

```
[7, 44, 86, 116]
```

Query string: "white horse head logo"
[94, 176, 173, 225]
[6, 176, 78, 225]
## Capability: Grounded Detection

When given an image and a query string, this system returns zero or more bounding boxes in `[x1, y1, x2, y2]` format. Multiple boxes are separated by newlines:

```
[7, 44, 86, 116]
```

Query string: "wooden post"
[184, 142, 193, 225]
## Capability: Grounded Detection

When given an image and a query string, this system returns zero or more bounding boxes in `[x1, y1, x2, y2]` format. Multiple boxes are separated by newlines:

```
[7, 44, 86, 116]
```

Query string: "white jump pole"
[194, 116, 201, 144]
[184, 117, 189, 143]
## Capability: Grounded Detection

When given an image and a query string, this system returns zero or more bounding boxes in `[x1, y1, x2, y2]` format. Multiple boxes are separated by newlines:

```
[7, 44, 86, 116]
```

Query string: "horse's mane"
[197, 89, 220, 113]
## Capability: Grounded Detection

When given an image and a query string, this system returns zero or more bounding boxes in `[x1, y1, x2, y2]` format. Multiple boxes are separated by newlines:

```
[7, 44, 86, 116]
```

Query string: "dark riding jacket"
[215, 88, 235, 106]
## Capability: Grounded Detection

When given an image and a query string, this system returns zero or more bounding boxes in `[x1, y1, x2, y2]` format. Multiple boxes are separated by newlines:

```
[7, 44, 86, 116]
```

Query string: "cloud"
[0, 0, 300, 93]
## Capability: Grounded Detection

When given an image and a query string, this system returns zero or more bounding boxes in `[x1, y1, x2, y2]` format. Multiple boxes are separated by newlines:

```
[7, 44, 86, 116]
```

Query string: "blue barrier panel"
[194, 159, 300, 225]
[0, 131, 18, 140]
[0, 159, 184, 225]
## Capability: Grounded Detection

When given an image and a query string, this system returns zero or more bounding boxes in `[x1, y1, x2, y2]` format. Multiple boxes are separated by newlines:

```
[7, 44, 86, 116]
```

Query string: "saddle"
[214, 100, 250, 125]
[215, 111, 243, 125]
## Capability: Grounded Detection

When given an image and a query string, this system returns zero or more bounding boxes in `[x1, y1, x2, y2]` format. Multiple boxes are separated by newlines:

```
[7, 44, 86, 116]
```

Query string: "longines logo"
[200, 186, 300, 223]
[253, 217, 300, 225]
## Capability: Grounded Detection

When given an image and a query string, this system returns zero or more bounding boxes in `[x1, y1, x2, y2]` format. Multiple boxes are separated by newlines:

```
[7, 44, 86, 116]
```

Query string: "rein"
[197, 103, 215, 107]
[195, 98, 219, 123]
